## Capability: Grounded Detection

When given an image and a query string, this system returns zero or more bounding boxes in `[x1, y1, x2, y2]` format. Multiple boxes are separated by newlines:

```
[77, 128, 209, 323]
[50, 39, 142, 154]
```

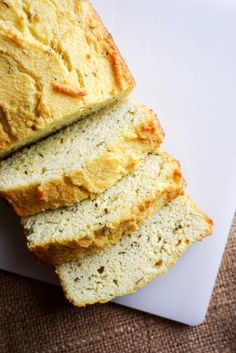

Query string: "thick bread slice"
[0, 101, 164, 216]
[0, 0, 135, 157]
[23, 150, 185, 264]
[56, 196, 213, 307]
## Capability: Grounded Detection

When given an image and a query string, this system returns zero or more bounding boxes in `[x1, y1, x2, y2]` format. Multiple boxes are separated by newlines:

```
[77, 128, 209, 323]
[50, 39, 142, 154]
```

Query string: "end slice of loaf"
[0, 0, 135, 157]
[56, 196, 213, 307]
[22, 150, 184, 265]
[0, 100, 164, 216]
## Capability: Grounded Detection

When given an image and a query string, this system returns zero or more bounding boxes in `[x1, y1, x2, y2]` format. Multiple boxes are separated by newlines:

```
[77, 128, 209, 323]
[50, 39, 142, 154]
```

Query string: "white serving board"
[0, 0, 235, 326]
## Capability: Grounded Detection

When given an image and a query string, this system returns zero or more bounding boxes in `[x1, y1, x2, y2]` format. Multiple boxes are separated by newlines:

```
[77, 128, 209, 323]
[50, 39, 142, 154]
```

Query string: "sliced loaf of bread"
[22, 150, 184, 265]
[56, 196, 213, 307]
[0, 101, 164, 216]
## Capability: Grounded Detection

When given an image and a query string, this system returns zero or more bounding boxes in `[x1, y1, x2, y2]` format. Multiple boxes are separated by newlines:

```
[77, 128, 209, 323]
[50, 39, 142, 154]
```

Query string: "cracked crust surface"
[22, 150, 185, 265]
[56, 195, 213, 307]
[0, 100, 164, 216]
[0, 0, 135, 157]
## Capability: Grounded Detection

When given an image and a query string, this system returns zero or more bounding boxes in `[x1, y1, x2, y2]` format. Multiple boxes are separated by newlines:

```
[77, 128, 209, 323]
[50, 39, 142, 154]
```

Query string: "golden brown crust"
[27, 162, 185, 265]
[1, 110, 164, 216]
[36, 97, 51, 117]
[35, 186, 47, 201]
[0, 0, 135, 157]
[135, 114, 165, 146]
[51, 82, 87, 98]
[81, 1, 135, 90]
[2, 27, 24, 48]
[104, 33, 134, 90]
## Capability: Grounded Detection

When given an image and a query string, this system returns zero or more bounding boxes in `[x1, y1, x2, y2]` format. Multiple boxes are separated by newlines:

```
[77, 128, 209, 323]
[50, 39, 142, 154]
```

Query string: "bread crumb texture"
[0, 0, 135, 156]
[23, 150, 184, 264]
[56, 196, 213, 306]
[0, 101, 164, 216]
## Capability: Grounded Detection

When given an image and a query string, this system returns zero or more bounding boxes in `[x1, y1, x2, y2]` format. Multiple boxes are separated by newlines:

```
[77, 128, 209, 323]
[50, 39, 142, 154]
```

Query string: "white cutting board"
[0, 0, 235, 326]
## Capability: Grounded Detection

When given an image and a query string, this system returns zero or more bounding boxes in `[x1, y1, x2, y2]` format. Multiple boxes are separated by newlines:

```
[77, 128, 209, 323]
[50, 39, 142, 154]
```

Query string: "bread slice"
[22, 150, 185, 265]
[0, 101, 164, 216]
[0, 0, 135, 157]
[56, 196, 213, 307]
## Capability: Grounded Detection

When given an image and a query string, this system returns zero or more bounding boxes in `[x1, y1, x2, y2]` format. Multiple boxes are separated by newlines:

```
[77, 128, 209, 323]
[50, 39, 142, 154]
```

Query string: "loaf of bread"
[22, 150, 185, 264]
[0, 100, 164, 216]
[56, 196, 213, 306]
[0, 0, 135, 157]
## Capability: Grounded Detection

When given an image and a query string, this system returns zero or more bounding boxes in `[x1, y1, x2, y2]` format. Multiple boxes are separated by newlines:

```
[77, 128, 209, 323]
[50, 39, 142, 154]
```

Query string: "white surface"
[0, 0, 235, 326]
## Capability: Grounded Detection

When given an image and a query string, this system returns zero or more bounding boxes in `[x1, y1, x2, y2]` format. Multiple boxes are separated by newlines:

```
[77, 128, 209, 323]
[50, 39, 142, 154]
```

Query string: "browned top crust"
[0, 0, 135, 157]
